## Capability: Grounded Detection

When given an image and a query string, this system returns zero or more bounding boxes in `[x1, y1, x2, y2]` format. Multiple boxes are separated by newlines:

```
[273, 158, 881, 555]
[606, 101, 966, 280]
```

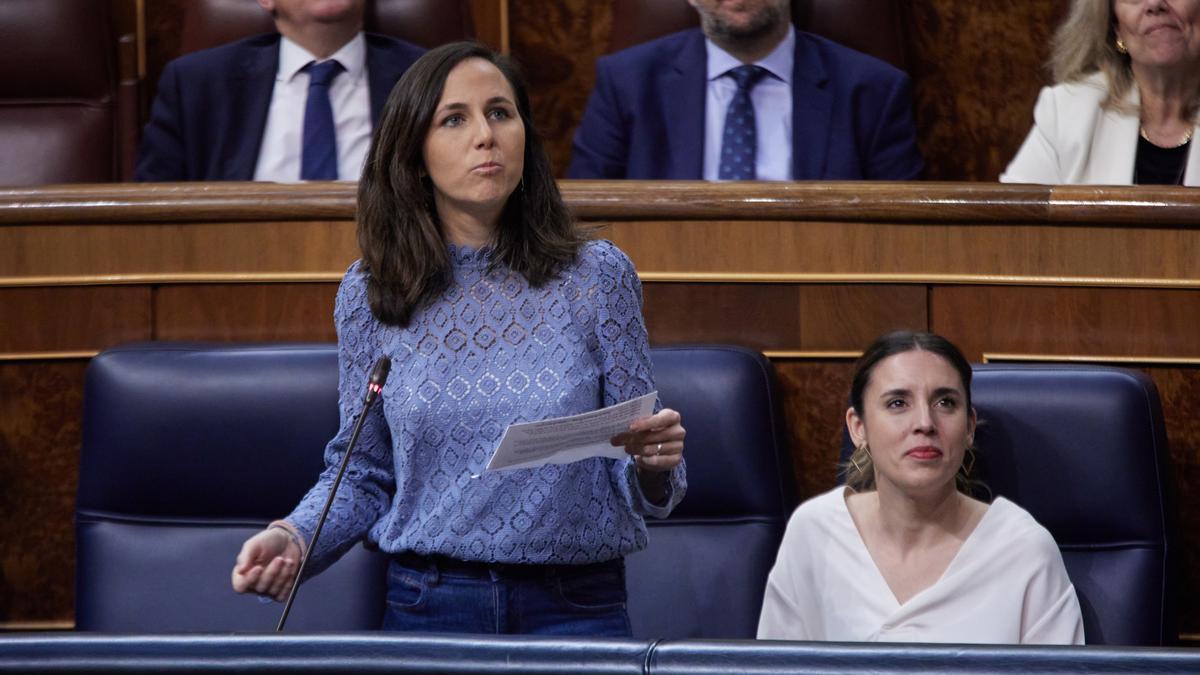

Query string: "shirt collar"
[279, 31, 367, 82]
[705, 25, 794, 85]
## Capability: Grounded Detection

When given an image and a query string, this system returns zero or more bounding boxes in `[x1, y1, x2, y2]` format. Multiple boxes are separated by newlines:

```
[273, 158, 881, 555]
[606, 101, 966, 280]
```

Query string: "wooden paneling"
[0, 287, 151, 354]
[932, 286, 1200, 361]
[0, 221, 357, 282]
[509, 0, 610, 176]
[155, 283, 339, 342]
[643, 284, 925, 351]
[1154, 366, 1200, 635]
[644, 284, 803, 350]
[470, 0, 509, 52]
[0, 360, 86, 625]
[905, 1, 1064, 181]
[775, 359, 858, 501]
[796, 286, 926, 349]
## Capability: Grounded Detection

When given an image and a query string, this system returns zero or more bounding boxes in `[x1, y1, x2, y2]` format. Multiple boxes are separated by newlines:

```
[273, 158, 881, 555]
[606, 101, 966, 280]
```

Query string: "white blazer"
[1001, 71, 1200, 185]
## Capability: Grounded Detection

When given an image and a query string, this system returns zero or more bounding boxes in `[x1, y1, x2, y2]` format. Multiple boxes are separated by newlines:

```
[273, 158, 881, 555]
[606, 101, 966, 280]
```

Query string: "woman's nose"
[473, 117, 494, 148]
[913, 406, 936, 433]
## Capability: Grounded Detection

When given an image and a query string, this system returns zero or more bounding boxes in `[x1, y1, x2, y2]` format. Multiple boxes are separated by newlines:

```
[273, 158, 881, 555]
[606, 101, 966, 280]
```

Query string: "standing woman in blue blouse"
[229, 41, 687, 636]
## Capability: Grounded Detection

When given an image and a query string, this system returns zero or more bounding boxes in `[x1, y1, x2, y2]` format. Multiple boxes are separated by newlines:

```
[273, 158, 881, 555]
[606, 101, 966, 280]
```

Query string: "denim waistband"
[391, 551, 623, 580]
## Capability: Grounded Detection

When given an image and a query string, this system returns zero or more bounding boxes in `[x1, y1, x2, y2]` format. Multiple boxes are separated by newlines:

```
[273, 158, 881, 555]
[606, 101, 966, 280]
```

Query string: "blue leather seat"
[841, 364, 1177, 646]
[76, 344, 386, 631]
[76, 342, 794, 636]
[627, 345, 794, 639]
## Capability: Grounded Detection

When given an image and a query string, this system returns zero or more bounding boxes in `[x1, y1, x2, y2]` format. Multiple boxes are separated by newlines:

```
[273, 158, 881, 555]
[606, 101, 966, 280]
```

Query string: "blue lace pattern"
[285, 240, 686, 572]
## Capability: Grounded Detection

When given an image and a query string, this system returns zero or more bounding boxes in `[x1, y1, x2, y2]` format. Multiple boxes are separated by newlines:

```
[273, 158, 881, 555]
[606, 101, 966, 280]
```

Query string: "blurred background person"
[1003, 0, 1200, 185]
[758, 331, 1083, 644]
[230, 41, 687, 636]
[136, 0, 423, 182]
[567, 0, 923, 180]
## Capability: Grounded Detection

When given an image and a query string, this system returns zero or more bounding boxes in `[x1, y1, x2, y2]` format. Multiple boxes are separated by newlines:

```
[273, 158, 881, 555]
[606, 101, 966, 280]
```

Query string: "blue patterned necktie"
[301, 60, 344, 180]
[718, 65, 769, 181]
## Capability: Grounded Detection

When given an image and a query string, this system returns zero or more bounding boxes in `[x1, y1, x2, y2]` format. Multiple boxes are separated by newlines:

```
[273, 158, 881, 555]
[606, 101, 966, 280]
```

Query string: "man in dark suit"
[567, 0, 922, 180]
[135, 0, 423, 182]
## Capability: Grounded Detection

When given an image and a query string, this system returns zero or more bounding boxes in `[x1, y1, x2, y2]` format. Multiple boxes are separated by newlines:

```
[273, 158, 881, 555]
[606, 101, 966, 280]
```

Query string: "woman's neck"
[438, 202, 500, 249]
[870, 481, 968, 551]
[1135, 64, 1199, 129]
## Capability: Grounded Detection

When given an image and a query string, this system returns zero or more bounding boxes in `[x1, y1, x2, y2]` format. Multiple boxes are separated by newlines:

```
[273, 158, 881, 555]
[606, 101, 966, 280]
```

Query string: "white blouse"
[757, 487, 1085, 644]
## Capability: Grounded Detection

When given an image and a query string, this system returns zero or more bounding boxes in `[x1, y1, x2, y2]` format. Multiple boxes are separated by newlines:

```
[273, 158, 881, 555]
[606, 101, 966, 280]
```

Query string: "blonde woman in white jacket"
[1003, 0, 1200, 185]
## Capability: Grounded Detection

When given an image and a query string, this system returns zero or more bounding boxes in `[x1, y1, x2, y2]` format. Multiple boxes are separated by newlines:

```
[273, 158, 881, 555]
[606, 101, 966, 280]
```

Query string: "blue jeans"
[380, 554, 632, 636]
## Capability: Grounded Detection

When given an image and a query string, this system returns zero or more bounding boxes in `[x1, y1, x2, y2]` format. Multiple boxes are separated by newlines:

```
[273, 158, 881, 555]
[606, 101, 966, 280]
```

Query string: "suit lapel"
[1086, 84, 1140, 184]
[366, 36, 408, 125]
[224, 36, 279, 180]
[1185, 125, 1200, 186]
[663, 32, 708, 179]
[791, 35, 831, 180]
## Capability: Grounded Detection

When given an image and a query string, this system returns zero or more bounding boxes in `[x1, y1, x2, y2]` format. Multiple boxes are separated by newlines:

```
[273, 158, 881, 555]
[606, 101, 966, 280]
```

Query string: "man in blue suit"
[135, 0, 423, 182]
[568, 0, 922, 180]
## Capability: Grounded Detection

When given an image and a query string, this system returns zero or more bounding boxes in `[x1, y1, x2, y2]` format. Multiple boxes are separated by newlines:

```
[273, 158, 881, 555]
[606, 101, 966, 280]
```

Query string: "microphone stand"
[276, 356, 391, 632]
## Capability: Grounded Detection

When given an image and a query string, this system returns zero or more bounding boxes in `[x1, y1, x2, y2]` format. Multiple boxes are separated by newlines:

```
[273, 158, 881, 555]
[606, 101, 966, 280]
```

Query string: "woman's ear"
[846, 406, 865, 447]
[968, 406, 978, 444]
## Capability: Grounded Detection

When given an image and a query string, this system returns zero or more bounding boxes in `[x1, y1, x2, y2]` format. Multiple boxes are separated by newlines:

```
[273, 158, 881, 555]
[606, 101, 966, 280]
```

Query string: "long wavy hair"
[1050, 0, 1200, 117]
[843, 331, 979, 494]
[356, 41, 584, 326]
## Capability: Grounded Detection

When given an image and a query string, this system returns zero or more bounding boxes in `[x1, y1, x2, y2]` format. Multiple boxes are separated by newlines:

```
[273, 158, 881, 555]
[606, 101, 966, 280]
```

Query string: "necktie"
[718, 65, 769, 181]
[301, 60, 344, 180]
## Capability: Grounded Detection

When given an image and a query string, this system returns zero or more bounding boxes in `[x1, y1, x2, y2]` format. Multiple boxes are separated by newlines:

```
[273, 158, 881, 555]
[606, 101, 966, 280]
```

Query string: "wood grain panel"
[1153, 366, 1200, 636]
[906, 0, 1064, 182]
[471, 0, 509, 51]
[775, 359, 857, 501]
[643, 284, 802, 349]
[8, 181, 1200, 226]
[0, 221, 358, 281]
[9, 214, 1200, 286]
[0, 360, 86, 624]
[155, 284, 340, 342]
[797, 285, 926, 349]
[931, 286, 1200, 361]
[603, 219, 1200, 283]
[0, 287, 151, 354]
[509, 0, 611, 176]
[642, 284, 925, 351]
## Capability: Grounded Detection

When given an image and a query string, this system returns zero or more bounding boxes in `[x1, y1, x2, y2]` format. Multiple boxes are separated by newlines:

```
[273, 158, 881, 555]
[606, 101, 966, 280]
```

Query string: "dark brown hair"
[356, 41, 584, 326]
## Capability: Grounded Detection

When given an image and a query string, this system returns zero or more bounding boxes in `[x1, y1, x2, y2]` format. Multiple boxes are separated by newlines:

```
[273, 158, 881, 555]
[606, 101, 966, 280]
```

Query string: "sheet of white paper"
[482, 392, 658, 473]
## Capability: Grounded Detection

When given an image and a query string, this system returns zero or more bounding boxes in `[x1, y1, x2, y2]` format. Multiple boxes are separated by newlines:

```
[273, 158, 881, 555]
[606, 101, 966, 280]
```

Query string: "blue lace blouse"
[285, 239, 686, 573]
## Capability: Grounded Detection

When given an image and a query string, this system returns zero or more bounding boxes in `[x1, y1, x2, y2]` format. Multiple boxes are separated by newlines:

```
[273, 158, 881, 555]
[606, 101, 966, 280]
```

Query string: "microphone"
[276, 355, 391, 632]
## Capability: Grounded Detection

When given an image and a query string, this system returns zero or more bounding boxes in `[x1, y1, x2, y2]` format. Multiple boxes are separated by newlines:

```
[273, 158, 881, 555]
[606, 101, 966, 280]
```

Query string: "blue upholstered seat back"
[970, 365, 1175, 646]
[76, 342, 794, 637]
[626, 345, 794, 639]
[76, 343, 387, 631]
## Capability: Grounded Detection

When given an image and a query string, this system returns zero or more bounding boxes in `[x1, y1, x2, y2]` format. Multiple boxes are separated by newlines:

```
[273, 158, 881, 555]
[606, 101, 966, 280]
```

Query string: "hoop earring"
[1116, 38, 1128, 54]
[959, 444, 977, 477]
[850, 443, 871, 475]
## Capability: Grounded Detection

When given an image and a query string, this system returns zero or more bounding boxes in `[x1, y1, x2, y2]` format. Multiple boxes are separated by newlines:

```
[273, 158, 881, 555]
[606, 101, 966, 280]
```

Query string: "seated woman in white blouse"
[757, 331, 1084, 644]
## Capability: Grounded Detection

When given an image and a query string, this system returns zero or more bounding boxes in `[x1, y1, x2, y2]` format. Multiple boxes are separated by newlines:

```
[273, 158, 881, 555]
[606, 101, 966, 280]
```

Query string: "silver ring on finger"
[655, 442, 663, 455]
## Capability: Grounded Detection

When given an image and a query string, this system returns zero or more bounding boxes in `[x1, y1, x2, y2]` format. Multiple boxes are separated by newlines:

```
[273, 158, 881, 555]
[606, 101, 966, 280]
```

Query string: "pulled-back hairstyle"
[843, 330, 977, 493]
[1050, 0, 1200, 118]
[356, 41, 584, 326]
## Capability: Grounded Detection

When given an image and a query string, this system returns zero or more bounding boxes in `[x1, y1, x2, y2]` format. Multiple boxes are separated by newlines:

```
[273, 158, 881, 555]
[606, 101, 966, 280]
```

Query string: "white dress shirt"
[758, 487, 1085, 644]
[703, 27, 795, 181]
[253, 33, 372, 182]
